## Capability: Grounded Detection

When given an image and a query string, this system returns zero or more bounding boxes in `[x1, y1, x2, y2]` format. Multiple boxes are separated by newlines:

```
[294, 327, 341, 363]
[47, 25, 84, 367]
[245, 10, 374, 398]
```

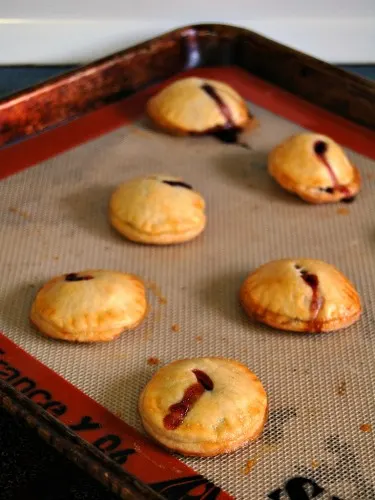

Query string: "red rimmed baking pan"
[0, 24, 374, 500]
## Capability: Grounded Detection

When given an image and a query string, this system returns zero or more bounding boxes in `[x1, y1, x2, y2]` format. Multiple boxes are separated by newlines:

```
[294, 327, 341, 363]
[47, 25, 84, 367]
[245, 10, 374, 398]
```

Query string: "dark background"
[0, 405, 119, 500]
[0, 65, 375, 100]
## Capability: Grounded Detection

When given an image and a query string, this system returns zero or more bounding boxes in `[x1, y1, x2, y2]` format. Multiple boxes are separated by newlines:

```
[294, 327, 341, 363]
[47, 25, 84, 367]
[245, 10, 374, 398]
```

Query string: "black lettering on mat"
[93, 434, 136, 465]
[268, 476, 342, 500]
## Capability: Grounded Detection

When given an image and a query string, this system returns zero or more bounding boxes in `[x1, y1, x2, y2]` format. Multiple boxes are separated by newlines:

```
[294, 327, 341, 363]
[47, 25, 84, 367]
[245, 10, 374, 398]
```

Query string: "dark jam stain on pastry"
[163, 369, 213, 430]
[313, 140, 352, 200]
[65, 273, 94, 282]
[193, 369, 214, 391]
[162, 180, 193, 190]
[296, 266, 324, 332]
[200, 83, 246, 146]
[313, 140, 328, 156]
[201, 83, 234, 127]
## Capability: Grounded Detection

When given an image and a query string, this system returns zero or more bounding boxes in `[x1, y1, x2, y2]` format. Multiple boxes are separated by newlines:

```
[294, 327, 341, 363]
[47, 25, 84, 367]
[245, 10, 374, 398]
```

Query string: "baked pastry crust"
[268, 133, 361, 203]
[147, 77, 251, 136]
[139, 357, 268, 456]
[109, 175, 206, 244]
[240, 259, 361, 333]
[30, 270, 147, 342]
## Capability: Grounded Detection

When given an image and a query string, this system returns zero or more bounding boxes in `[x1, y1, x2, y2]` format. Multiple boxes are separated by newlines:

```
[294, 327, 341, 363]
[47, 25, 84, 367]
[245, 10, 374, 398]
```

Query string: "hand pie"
[139, 357, 268, 456]
[147, 77, 252, 142]
[30, 270, 147, 342]
[268, 133, 361, 203]
[240, 259, 361, 333]
[109, 175, 206, 244]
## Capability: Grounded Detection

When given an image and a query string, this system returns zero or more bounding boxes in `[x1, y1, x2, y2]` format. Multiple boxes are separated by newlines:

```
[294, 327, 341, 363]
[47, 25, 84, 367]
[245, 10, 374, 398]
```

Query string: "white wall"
[1, 1, 375, 64]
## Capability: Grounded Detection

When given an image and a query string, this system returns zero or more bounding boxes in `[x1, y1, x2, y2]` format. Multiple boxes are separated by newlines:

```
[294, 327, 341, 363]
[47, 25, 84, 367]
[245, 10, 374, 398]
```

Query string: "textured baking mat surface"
[0, 102, 374, 500]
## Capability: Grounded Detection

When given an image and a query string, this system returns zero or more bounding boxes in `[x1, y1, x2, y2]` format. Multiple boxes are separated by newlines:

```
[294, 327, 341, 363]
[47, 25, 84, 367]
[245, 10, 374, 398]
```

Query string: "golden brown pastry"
[240, 259, 361, 333]
[139, 357, 268, 456]
[109, 175, 206, 244]
[30, 270, 147, 342]
[268, 133, 361, 203]
[147, 77, 252, 141]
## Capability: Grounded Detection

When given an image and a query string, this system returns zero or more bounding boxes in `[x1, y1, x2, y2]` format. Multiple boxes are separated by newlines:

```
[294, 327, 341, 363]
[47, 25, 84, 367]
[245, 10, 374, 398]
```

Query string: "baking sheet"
[0, 100, 374, 499]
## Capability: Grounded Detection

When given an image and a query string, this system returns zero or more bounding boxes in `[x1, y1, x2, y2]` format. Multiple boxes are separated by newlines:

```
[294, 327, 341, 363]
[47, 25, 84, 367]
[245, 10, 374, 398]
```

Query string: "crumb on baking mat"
[360, 423, 372, 433]
[242, 458, 257, 475]
[146, 281, 167, 304]
[337, 380, 346, 396]
[147, 357, 160, 366]
[337, 207, 349, 215]
[9, 206, 31, 220]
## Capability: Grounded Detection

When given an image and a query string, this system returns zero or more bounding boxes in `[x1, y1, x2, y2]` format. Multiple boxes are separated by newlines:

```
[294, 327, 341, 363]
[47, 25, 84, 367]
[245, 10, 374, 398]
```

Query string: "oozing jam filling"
[211, 127, 242, 144]
[162, 180, 193, 190]
[163, 369, 214, 430]
[295, 265, 324, 332]
[341, 196, 355, 204]
[313, 141, 352, 200]
[201, 83, 234, 127]
[201, 83, 245, 145]
[193, 369, 214, 390]
[65, 273, 94, 282]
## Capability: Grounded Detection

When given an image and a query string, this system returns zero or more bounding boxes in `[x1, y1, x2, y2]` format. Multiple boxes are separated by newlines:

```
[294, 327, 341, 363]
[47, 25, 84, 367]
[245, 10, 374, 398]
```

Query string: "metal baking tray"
[0, 24, 374, 500]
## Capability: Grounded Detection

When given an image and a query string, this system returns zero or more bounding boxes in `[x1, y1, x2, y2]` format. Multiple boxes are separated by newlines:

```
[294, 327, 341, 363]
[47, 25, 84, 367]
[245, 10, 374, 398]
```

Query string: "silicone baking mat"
[0, 68, 374, 499]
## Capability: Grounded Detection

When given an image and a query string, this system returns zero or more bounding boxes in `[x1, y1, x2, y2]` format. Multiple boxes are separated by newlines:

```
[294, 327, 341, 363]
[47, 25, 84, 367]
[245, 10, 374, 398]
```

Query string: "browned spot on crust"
[147, 357, 160, 366]
[171, 323, 180, 332]
[360, 423, 372, 433]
